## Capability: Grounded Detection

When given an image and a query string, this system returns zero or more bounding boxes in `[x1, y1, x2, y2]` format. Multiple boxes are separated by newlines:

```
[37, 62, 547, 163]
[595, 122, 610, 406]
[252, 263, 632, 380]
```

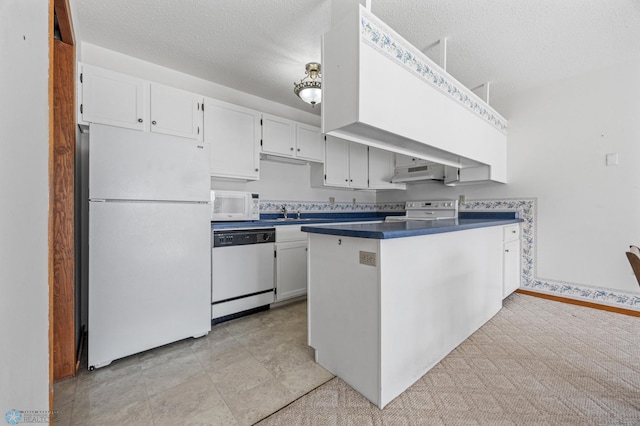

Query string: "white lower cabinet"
[276, 241, 308, 301]
[275, 226, 308, 302]
[502, 225, 521, 298]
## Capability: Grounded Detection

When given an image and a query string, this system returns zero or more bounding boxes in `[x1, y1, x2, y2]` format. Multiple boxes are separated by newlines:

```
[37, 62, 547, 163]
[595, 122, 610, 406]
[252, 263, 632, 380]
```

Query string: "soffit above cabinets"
[68, 0, 640, 113]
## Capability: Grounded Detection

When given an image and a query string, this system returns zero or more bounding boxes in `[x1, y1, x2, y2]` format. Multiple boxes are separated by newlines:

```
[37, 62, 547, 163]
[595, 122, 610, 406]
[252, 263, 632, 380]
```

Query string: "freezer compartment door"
[89, 123, 209, 202]
[88, 201, 211, 369]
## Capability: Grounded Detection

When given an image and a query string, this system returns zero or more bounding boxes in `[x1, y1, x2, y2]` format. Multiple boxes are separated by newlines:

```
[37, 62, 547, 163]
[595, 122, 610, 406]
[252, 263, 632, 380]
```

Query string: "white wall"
[78, 42, 375, 204]
[211, 160, 376, 204]
[0, 0, 51, 418]
[378, 60, 640, 296]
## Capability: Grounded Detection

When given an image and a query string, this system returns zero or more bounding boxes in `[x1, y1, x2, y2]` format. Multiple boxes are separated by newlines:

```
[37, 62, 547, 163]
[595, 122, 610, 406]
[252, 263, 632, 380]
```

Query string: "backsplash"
[462, 198, 640, 311]
[260, 200, 404, 213]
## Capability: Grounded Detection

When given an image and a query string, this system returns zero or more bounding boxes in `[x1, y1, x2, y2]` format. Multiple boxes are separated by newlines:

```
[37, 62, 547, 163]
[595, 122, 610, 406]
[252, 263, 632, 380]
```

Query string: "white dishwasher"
[211, 228, 276, 324]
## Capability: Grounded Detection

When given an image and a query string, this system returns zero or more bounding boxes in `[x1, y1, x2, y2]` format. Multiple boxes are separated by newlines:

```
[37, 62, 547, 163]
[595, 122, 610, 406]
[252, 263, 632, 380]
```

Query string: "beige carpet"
[258, 293, 640, 425]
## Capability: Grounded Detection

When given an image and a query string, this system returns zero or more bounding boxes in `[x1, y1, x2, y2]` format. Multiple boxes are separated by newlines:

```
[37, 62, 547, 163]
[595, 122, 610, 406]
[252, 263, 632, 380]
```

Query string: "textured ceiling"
[69, 0, 640, 115]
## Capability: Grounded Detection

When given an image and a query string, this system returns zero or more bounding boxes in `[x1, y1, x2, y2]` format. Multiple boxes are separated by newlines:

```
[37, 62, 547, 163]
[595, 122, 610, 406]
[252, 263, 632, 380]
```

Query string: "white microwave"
[210, 190, 260, 221]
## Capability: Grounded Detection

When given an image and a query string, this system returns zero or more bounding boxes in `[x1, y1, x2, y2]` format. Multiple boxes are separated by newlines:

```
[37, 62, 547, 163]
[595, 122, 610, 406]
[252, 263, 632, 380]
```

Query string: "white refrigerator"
[88, 123, 211, 369]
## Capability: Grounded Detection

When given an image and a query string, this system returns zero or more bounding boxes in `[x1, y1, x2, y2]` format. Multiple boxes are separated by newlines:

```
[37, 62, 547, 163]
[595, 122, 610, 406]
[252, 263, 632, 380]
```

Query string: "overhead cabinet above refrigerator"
[321, 3, 508, 184]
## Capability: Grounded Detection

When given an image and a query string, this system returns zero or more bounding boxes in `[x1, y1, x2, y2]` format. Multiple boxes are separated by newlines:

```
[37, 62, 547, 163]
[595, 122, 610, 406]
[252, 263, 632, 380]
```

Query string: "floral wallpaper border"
[462, 198, 640, 311]
[261, 200, 404, 213]
[359, 11, 508, 133]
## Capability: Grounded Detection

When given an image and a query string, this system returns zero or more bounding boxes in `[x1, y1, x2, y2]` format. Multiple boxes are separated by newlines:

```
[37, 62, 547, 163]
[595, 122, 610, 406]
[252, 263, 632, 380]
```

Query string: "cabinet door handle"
[297, 148, 300, 152]
[138, 118, 143, 123]
[505, 249, 510, 253]
[152, 120, 157, 125]
[290, 147, 294, 151]
[255, 168, 259, 172]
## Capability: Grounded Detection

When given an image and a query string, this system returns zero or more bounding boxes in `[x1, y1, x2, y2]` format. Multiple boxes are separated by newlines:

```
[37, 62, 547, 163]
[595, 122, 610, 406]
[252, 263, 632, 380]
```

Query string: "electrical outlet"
[359, 251, 376, 267]
[606, 153, 619, 166]
[459, 194, 465, 205]
[329, 197, 335, 206]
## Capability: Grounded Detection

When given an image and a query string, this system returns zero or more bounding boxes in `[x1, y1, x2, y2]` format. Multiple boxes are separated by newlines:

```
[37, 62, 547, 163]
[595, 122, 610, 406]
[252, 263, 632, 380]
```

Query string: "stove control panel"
[406, 200, 458, 210]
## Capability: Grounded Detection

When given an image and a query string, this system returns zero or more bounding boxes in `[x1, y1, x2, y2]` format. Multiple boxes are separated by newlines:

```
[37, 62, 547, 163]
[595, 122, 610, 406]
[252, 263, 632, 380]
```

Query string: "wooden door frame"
[51, 0, 76, 400]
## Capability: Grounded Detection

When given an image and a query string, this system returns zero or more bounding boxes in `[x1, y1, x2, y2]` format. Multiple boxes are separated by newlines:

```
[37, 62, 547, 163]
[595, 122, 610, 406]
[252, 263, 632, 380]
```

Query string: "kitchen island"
[301, 213, 522, 408]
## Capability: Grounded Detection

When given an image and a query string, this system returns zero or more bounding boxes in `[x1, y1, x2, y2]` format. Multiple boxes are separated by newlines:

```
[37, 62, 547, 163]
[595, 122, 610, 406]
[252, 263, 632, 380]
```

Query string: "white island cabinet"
[306, 224, 506, 408]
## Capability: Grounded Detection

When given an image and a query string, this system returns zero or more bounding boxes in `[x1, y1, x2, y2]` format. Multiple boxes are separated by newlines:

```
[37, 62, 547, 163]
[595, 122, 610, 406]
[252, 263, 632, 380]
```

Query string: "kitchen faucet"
[281, 205, 288, 219]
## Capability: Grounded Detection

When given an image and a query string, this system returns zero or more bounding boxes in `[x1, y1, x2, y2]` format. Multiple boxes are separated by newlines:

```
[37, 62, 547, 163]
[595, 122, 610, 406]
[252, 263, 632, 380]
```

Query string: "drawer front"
[503, 225, 520, 242]
[276, 225, 306, 242]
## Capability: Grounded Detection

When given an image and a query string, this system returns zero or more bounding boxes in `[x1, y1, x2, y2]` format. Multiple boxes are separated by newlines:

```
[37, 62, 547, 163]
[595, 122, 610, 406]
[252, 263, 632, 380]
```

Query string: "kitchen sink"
[274, 218, 317, 221]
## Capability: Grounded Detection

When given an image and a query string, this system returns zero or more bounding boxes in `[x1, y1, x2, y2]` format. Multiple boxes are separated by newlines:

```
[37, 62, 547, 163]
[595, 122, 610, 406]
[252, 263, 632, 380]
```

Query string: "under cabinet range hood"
[391, 163, 445, 183]
[322, 2, 508, 184]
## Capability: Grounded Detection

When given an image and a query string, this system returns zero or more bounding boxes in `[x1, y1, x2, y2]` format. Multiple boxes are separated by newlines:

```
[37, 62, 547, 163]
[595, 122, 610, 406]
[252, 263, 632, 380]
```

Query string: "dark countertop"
[211, 213, 390, 230]
[300, 212, 523, 239]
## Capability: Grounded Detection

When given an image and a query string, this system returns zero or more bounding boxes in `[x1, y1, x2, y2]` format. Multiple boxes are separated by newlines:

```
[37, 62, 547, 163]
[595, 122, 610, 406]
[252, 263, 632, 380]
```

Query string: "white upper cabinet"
[261, 114, 323, 163]
[322, 5, 507, 183]
[261, 114, 296, 157]
[323, 136, 351, 187]
[349, 143, 369, 188]
[80, 63, 146, 131]
[149, 83, 203, 140]
[369, 148, 406, 190]
[318, 136, 368, 189]
[204, 97, 260, 181]
[313, 137, 404, 190]
[79, 64, 203, 140]
[295, 123, 323, 162]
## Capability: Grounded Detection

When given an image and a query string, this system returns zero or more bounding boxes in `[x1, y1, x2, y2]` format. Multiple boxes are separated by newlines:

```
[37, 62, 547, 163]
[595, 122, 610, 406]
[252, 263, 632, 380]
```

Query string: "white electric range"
[385, 199, 459, 222]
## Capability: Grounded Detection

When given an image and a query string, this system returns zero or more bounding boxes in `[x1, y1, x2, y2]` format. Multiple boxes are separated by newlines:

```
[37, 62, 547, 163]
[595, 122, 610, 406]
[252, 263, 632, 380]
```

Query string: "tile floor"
[53, 300, 334, 426]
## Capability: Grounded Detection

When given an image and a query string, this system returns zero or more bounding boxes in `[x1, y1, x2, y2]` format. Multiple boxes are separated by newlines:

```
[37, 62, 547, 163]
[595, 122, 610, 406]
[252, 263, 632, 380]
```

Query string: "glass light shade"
[298, 85, 322, 106]
[294, 63, 322, 107]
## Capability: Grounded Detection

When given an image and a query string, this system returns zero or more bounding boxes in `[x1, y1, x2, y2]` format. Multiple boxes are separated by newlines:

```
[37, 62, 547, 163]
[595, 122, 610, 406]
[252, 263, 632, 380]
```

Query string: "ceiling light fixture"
[294, 62, 321, 107]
